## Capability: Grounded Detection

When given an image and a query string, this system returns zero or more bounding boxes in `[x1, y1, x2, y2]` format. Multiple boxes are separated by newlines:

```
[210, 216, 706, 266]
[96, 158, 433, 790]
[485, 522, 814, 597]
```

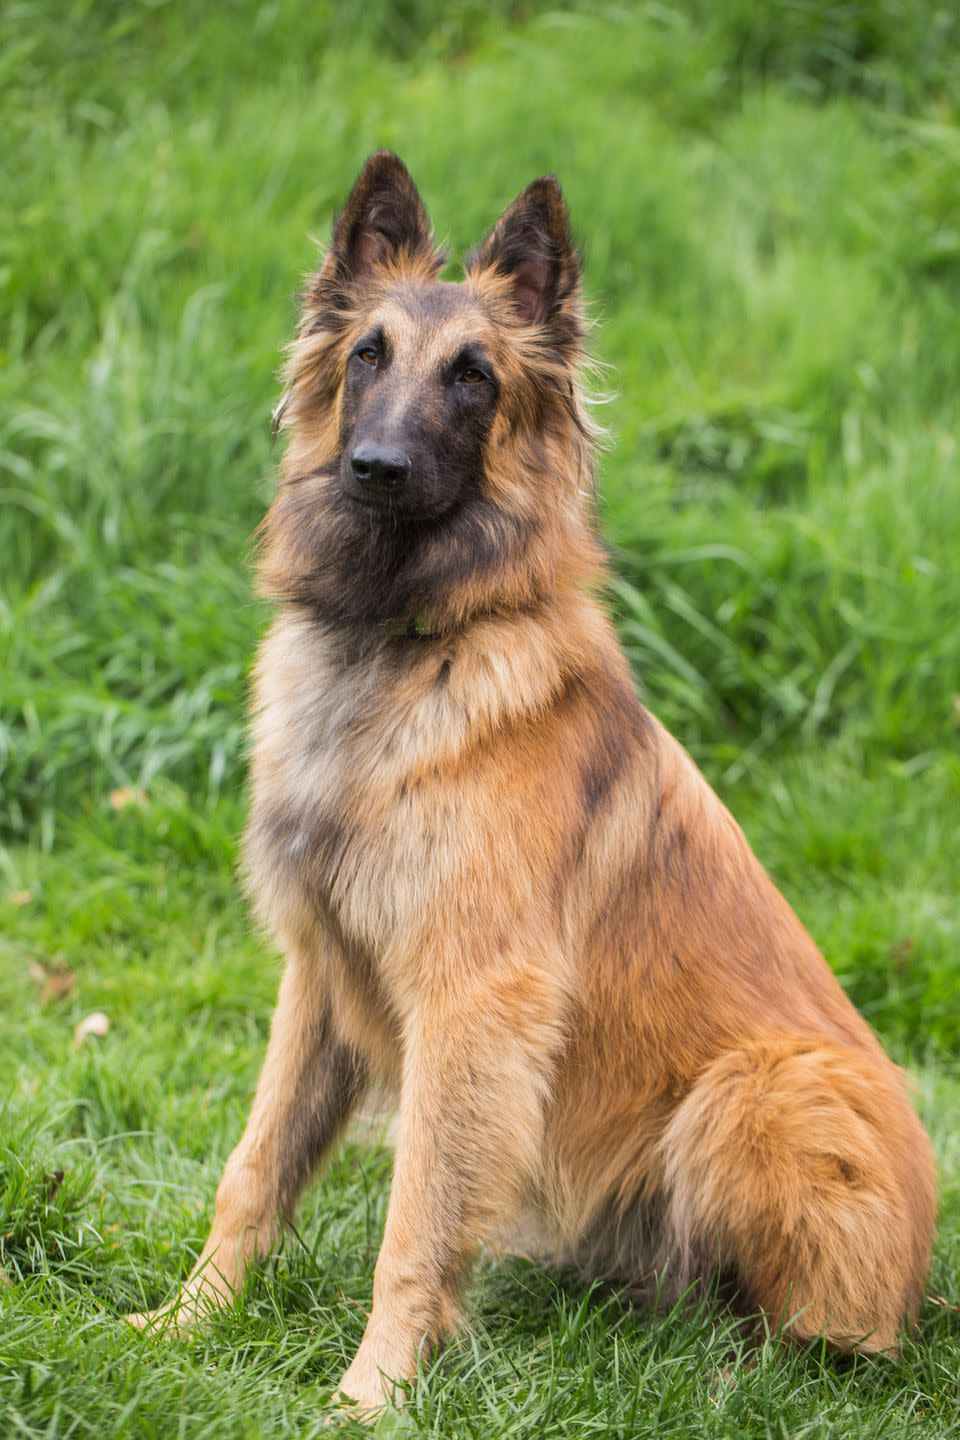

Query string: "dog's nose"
[350, 443, 411, 493]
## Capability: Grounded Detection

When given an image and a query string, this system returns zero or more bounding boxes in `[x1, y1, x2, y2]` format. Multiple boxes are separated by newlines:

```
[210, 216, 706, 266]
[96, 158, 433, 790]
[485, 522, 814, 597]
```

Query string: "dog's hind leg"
[126, 947, 366, 1331]
[657, 1040, 935, 1352]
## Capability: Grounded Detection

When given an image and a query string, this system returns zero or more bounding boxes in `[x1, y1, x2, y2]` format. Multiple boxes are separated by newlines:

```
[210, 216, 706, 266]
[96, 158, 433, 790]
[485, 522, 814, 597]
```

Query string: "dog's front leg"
[336, 956, 566, 1416]
[128, 948, 365, 1330]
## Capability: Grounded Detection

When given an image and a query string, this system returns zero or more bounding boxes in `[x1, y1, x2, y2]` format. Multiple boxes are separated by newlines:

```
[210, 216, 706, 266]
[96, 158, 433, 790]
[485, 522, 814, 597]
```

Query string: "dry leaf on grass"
[109, 787, 149, 811]
[28, 961, 77, 1003]
[9, 889, 33, 908]
[708, 1366, 739, 1405]
[74, 1011, 110, 1045]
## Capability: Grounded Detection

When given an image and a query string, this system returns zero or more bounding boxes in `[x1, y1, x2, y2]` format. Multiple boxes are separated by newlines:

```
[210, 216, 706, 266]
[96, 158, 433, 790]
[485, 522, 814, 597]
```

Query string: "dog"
[128, 153, 936, 1417]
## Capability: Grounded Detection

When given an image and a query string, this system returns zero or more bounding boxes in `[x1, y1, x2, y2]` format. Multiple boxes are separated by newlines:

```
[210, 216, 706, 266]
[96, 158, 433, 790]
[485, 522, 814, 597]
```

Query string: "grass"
[2, 1, 959, 1434]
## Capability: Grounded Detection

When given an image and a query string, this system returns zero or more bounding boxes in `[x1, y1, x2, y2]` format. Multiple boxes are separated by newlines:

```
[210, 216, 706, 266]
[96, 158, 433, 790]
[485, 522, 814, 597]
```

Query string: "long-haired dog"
[128, 153, 936, 1416]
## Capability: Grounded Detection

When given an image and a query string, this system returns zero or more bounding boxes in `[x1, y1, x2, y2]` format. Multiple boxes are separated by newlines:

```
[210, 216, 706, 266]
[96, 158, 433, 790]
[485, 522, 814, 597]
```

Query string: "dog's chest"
[243, 625, 478, 956]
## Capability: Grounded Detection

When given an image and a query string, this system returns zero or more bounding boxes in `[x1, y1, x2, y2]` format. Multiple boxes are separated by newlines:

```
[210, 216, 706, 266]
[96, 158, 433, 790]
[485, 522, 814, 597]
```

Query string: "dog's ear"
[319, 152, 439, 292]
[467, 176, 582, 347]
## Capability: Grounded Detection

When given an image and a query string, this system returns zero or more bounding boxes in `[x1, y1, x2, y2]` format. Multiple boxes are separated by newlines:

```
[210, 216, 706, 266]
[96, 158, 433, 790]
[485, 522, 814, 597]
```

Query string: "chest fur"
[241, 610, 590, 992]
[242, 619, 488, 955]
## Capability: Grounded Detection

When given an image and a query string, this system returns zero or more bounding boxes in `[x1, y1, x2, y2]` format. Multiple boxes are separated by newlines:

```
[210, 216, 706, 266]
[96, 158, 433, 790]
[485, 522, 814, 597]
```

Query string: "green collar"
[384, 614, 435, 639]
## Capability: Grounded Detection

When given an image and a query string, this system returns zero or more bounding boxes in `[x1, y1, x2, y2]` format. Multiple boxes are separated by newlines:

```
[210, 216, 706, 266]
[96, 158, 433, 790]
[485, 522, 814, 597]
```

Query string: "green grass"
[2, 1, 960, 1434]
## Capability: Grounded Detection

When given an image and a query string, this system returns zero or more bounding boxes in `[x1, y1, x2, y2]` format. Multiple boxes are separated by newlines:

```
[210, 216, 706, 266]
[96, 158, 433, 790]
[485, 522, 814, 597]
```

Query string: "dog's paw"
[324, 1396, 413, 1432]
[124, 1307, 176, 1335]
[328, 1354, 405, 1427]
[323, 1393, 385, 1429]
[326, 1387, 389, 1428]
[123, 1297, 203, 1336]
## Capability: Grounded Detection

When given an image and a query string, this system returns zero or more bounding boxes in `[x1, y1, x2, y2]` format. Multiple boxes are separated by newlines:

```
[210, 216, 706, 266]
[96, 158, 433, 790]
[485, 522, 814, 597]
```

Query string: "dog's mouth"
[348, 489, 401, 514]
[341, 476, 413, 520]
[344, 481, 453, 531]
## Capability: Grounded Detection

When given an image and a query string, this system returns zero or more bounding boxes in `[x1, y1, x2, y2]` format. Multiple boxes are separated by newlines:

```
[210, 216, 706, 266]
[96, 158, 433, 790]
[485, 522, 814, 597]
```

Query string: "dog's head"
[260, 152, 602, 633]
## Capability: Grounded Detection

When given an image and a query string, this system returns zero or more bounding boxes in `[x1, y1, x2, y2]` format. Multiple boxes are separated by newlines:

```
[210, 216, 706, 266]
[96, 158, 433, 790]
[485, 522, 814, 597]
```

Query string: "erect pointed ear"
[319, 152, 439, 292]
[467, 176, 582, 338]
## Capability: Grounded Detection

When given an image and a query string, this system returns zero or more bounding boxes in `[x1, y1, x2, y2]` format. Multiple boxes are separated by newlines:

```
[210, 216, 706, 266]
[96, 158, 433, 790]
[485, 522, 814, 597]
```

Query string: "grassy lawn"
[2, 2, 959, 1434]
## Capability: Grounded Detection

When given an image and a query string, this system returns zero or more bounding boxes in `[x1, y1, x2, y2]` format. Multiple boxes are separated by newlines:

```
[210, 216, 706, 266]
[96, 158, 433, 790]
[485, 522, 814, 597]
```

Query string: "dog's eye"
[458, 366, 485, 384]
[355, 347, 379, 368]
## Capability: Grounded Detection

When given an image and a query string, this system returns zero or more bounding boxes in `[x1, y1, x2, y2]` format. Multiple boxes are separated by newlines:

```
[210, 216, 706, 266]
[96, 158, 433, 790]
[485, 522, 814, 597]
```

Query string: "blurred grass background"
[1, 2, 959, 1436]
